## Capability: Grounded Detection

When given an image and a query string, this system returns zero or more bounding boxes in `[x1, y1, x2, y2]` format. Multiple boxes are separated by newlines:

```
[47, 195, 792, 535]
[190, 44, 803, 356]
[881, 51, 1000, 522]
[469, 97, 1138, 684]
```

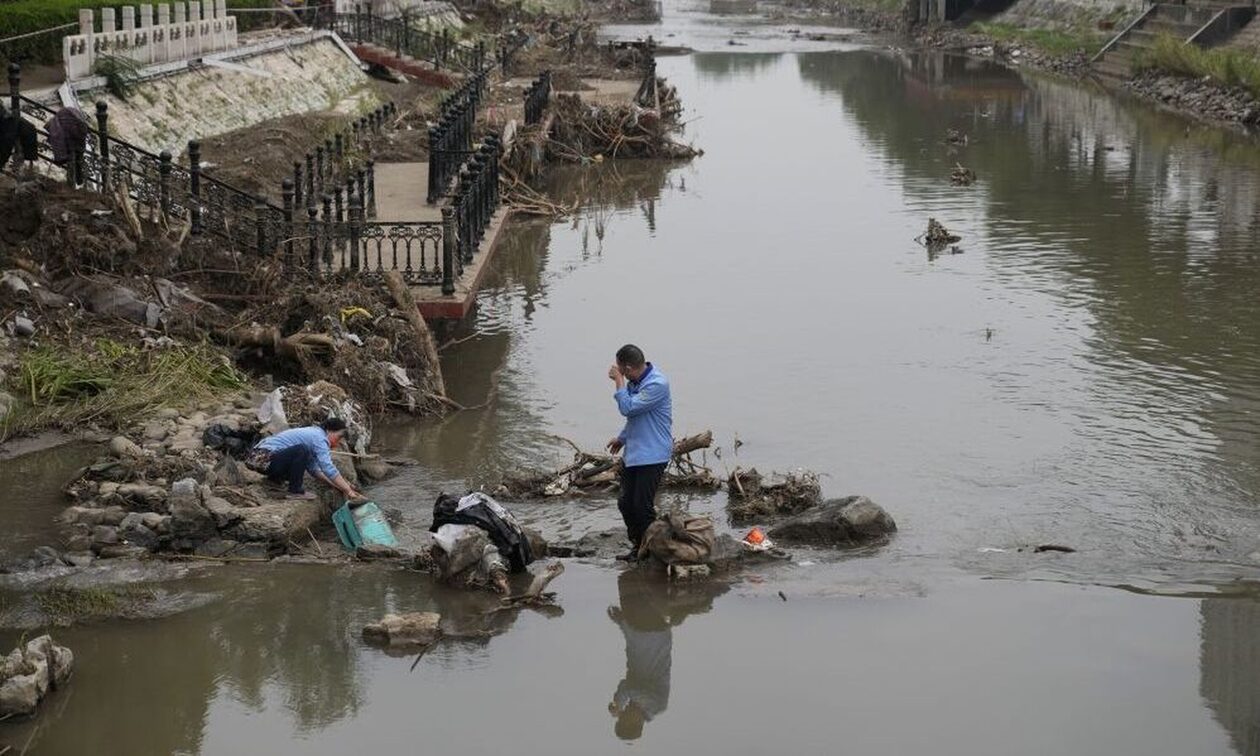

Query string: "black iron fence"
[427, 68, 487, 203]
[5, 57, 504, 293]
[290, 102, 396, 213]
[524, 70, 551, 126]
[322, 6, 484, 72]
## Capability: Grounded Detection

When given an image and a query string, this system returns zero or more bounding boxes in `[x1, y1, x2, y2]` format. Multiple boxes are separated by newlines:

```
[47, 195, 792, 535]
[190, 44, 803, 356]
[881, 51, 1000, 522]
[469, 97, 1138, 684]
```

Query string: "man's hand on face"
[608, 363, 626, 388]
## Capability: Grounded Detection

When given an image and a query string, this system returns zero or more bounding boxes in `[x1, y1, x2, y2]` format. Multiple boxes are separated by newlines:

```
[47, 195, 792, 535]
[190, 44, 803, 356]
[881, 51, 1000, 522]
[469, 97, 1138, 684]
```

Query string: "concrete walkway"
[373, 162, 441, 222]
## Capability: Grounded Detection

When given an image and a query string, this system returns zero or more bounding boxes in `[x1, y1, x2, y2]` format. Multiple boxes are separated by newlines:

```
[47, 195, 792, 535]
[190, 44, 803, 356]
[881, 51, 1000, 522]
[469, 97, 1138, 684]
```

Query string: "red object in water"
[744, 527, 766, 545]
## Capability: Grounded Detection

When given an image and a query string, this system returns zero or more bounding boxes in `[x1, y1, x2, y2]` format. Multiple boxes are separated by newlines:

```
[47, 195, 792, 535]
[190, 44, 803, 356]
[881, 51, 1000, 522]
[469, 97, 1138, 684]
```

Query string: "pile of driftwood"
[950, 163, 976, 186]
[497, 430, 719, 497]
[916, 218, 961, 249]
[546, 92, 698, 162]
[727, 468, 821, 521]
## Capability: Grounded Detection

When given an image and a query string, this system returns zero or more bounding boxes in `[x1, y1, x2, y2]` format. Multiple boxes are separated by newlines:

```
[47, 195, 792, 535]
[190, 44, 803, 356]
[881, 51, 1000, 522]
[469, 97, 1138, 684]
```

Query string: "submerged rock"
[0, 635, 74, 716]
[362, 612, 442, 648]
[768, 496, 896, 547]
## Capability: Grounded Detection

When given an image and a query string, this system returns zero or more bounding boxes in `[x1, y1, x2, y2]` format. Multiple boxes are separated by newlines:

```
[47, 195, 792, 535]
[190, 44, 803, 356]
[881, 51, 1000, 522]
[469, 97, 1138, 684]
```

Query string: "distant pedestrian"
[606, 344, 672, 561]
[245, 418, 364, 501]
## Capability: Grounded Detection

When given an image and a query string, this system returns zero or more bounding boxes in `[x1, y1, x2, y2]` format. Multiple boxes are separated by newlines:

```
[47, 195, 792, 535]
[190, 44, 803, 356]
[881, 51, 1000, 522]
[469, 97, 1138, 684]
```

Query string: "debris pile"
[546, 90, 698, 162]
[497, 430, 718, 497]
[726, 468, 821, 521]
[917, 217, 962, 250]
[950, 163, 976, 186]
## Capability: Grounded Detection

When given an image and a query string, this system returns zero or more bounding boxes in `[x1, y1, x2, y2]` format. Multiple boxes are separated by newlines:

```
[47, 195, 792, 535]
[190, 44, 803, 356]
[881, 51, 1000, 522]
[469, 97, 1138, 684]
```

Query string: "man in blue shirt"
[606, 344, 672, 561]
[245, 418, 363, 501]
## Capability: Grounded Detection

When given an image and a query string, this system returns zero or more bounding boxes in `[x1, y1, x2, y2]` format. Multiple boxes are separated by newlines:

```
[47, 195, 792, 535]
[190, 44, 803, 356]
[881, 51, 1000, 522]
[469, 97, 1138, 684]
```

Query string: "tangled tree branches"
[546, 91, 698, 163]
[497, 430, 718, 497]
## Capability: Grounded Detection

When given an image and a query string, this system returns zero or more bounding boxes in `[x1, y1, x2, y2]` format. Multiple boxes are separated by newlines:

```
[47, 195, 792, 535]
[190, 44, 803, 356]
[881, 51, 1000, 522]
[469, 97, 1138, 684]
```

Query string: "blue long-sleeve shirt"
[615, 363, 673, 467]
[255, 426, 340, 480]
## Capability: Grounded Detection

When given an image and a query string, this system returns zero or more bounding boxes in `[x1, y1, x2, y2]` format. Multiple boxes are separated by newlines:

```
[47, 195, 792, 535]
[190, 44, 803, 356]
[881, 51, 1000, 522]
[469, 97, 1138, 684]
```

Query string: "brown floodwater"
[7, 23, 1260, 756]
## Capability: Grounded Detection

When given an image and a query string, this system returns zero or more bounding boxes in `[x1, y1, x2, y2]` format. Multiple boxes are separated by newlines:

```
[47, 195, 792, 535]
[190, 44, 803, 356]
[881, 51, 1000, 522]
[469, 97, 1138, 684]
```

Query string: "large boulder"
[0, 636, 73, 716]
[767, 496, 897, 547]
[362, 612, 442, 648]
[167, 479, 215, 540]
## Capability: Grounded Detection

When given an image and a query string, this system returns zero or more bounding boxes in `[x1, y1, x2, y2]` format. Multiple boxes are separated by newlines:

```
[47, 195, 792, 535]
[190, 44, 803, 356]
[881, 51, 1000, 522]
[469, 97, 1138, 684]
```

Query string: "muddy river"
[7, 14, 1260, 756]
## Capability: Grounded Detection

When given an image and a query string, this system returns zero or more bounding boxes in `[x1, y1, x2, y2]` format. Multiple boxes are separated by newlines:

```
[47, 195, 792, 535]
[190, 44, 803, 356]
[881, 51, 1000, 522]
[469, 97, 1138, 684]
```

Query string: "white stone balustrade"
[63, 2, 240, 81]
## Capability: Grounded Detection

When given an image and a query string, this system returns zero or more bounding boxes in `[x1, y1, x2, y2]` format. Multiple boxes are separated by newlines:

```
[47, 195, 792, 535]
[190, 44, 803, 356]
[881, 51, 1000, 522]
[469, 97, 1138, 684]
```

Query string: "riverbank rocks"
[0, 635, 74, 717]
[362, 612, 442, 648]
[1127, 72, 1260, 127]
[768, 496, 897, 547]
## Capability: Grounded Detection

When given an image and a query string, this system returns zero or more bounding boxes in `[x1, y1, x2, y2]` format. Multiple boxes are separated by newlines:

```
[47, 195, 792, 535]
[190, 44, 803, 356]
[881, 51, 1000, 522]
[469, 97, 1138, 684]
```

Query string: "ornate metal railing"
[524, 70, 552, 126]
[322, 7, 484, 72]
[427, 68, 486, 203]
[6, 61, 505, 293]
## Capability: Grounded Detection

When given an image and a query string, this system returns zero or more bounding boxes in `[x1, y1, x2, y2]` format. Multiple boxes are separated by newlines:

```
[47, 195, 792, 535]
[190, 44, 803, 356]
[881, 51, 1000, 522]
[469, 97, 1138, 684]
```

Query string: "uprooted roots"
[497, 430, 719, 497]
[726, 468, 822, 521]
[545, 89, 698, 163]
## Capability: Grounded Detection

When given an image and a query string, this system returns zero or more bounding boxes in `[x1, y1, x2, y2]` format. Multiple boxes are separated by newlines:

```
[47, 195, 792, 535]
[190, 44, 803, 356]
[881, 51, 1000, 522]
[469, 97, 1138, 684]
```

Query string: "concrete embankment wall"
[79, 36, 380, 156]
[988, 0, 1141, 29]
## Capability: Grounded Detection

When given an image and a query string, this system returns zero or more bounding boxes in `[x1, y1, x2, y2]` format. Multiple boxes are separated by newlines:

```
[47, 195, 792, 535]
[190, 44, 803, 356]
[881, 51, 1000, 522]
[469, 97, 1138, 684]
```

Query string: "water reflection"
[607, 569, 729, 740]
[692, 51, 782, 82]
[1201, 597, 1260, 755]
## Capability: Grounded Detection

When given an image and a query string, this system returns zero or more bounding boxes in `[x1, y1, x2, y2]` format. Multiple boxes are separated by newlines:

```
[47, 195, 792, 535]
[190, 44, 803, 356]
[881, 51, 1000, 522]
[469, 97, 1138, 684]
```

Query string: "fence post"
[334, 132, 343, 163]
[304, 152, 314, 202]
[307, 205, 319, 269]
[188, 140, 203, 236]
[441, 205, 456, 296]
[96, 101, 111, 191]
[356, 168, 366, 213]
[282, 178, 295, 265]
[293, 161, 304, 209]
[348, 195, 363, 272]
[366, 159, 376, 218]
[321, 193, 333, 264]
[7, 63, 18, 118]
[159, 150, 172, 218]
[354, 3, 362, 42]
[315, 145, 325, 196]
[255, 201, 268, 256]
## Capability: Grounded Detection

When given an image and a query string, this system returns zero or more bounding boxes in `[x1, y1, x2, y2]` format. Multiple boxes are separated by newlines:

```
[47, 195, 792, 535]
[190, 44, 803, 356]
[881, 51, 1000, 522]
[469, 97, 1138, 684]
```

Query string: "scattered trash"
[945, 128, 968, 146]
[332, 500, 399, 551]
[1032, 544, 1076, 554]
[916, 218, 962, 249]
[977, 547, 1009, 553]
[950, 163, 976, 186]
[778, 591, 787, 602]
[742, 526, 776, 552]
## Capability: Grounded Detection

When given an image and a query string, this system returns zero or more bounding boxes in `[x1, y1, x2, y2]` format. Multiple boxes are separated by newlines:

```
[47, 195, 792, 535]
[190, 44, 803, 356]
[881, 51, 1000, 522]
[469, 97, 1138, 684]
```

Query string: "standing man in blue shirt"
[245, 418, 364, 501]
[607, 344, 673, 561]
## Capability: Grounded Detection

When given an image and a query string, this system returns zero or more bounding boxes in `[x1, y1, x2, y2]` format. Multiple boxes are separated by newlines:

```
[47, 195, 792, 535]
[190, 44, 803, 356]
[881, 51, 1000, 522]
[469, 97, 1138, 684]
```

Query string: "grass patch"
[4, 339, 246, 439]
[1134, 33, 1260, 98]
[972, 21, 1106, 57]
[36, 585, 158, 625]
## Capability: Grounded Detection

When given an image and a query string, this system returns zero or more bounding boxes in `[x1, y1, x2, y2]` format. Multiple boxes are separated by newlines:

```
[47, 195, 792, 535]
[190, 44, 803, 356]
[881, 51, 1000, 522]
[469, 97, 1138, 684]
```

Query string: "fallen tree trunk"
[496, 430, 718, 498]
[384, 270, 446, 399]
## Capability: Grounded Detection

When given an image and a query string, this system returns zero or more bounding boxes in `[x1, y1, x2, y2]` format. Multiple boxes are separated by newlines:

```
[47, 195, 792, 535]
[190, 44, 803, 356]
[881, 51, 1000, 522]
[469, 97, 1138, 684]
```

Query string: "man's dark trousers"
[618, 462, 667, 547]
[266, 444, 312, 494]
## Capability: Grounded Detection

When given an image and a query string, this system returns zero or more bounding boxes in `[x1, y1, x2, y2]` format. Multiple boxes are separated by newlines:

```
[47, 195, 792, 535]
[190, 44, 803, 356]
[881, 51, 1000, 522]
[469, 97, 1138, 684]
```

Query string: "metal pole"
[348, 195, 363, 272]
[7, 63, 19, 117]
[188, 140, 203, 236]
[441, 205, 456, 295]
[159, 150, 172, 218]
[282, 179, 295, 265]
[96, 101, 111, 191]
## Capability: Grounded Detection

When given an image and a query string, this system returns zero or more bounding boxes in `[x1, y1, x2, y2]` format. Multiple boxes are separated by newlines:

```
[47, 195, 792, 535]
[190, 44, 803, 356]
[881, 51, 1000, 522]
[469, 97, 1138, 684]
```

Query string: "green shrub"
[972, 21, 1106, 57]
[1134, 34, 1260, 98]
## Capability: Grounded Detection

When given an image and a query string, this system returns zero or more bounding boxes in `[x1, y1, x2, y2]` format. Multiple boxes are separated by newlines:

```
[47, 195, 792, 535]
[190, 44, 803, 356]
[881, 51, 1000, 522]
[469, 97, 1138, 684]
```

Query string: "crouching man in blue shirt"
[245, 418, 364, 501]
[607, 344, 673, 561]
